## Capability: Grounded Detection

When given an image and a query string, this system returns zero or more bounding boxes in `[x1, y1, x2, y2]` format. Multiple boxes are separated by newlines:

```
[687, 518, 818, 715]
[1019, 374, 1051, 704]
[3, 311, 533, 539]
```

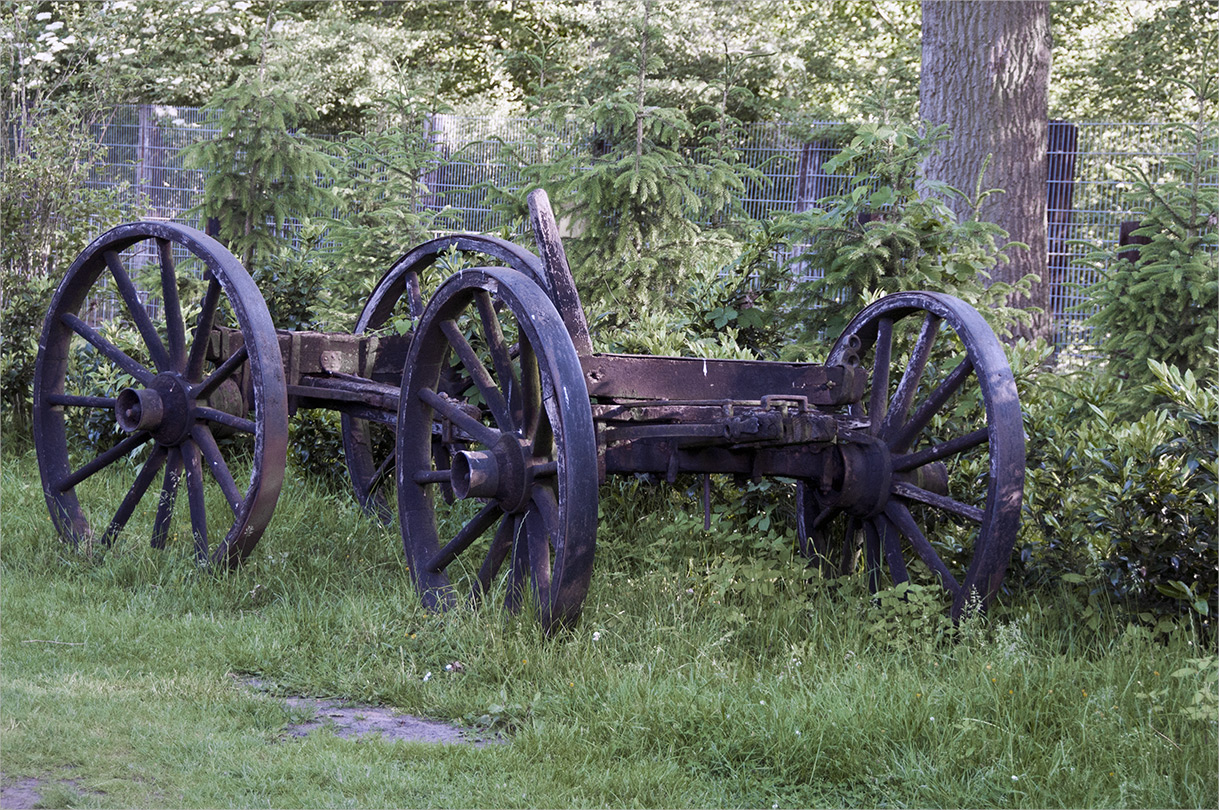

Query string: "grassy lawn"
[2, 446, 1215, 808]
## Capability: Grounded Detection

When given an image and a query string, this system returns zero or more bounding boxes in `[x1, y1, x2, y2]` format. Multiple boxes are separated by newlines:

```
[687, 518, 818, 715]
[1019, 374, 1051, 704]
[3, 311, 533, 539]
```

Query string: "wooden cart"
[33, 190, 1025, 630]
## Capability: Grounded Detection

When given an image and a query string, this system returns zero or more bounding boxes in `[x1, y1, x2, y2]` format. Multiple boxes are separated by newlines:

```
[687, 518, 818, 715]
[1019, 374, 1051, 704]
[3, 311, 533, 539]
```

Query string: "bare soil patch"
[239, 676, 504, 747]
[0, 774, 93, 810]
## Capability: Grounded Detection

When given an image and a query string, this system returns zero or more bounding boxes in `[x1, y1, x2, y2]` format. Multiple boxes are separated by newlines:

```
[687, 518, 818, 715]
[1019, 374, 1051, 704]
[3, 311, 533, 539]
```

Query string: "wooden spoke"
[195, 407, 256, 435]
[520, 340, 542, 443]
[880, 314, 940, 440]
[474, 514, 516, 601]
[885, 502, 963, 596]
[426, 501, 502, 574]
[506, 513, 531, 613]
[840, 517, 861, 575]
[158, 238, 187, 370]
[181, 440, 209, 560]
[185, 277, 221, 381]
[104, 250, 171, 372]
[888, 357, 974, 454]
[46, 394, 116, 409]
[531, 460, 558, 478]
[413, 469, 453, 485]
[439, 319, 514, 431]
[152, 447, 182, 549]
[61, 313, 155, 385]
[526, 484, 560, 591]
[366, 446, 396, 497]
[58, 431, 151, 492]
[867, 318, 893, 433]
[892, 481, 985, 523]
[863, 520, 882, 593]
[100, 444, 168, 546]
[473, 290, 522, 422]
[893, 428, 989, 472]
[879, 514, 909, 585]
[417, 387, 500, 447]
[192, 424, 242, 516]
[192, 344, 248, 400]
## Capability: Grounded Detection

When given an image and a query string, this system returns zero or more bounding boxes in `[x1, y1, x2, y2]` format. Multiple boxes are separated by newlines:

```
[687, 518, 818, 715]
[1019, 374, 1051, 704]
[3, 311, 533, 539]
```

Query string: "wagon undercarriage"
[33, 190, 1025, 631]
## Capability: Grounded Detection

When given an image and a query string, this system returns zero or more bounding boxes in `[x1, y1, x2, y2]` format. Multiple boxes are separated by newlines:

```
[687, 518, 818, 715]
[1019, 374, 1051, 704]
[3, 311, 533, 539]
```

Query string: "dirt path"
[0, 682, 501, 808]
[276, 692, 503, 746]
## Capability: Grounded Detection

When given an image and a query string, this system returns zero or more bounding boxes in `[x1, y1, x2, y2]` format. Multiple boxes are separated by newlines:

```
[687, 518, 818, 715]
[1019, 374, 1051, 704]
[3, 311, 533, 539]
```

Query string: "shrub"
[773, 122, 1035, 348]
[1083, 83, 1218, 414]
[1, 111, 129, 430]
[1018, 357, 1217, 631]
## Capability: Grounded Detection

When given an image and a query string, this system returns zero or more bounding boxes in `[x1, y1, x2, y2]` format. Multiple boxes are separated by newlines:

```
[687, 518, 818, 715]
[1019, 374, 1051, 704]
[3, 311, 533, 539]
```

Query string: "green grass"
[2, 446, 1215, 808]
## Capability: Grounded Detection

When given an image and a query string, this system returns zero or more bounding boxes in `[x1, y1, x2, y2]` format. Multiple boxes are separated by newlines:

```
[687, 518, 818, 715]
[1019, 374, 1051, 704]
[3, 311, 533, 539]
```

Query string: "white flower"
[591, 631, 601, 642]
[234, 0, 251, 8]
[1011, 775, 1019, 782]
[794, 730, 801, 736]
[46, 21, 63, 30]
[422, 671, 432, 682]
[35, 11, 52, 20]
[33, 52, 53, 62]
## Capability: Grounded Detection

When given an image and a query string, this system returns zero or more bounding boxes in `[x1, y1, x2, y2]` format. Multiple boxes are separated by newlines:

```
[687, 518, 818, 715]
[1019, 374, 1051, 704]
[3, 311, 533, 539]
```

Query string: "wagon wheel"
[397, 266, 598, 632]
[33, 222, 288, 566]
[799, 292, 1025, 616]
[343, 235, 551, 521]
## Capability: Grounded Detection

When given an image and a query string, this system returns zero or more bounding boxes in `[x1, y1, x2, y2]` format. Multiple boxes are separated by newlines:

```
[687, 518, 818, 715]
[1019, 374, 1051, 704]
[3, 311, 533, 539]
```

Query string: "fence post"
[795, 140, 841, 211]
[137, 103, 153, 214]
[1117, 219, 1150, 264]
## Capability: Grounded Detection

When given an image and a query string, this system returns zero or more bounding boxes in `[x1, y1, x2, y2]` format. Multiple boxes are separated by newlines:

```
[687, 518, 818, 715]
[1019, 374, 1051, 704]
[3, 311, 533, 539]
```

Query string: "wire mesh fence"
[83, 105, 1215, 346]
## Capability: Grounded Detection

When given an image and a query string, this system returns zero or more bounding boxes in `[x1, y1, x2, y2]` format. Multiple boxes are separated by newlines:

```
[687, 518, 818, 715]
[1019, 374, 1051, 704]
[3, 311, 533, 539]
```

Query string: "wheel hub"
[449, 434, 535, 513]
[114, 373, 194, 446]
[834, 437, 893, 518]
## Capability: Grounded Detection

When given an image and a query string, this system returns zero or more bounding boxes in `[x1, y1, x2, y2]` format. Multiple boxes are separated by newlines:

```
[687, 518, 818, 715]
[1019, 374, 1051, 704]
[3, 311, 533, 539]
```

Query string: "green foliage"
[865, 582, 955, 654]
[597, 222, 788, 359]
[1083, 88, 1218, 413]
[545, 88, 705, 312]
[321, 92, 458, 328]
[1170, 655, 1219, 724]
[774, 123, 1035, 347]
[1018, 357, 1217, 633]
[288, 410, 349, 487]
[182, 53, 335, 327]
[499, 1, 763, 321]
[1, 7, 134, 430]
[1054, 2, 1219, 121]
[0, 268, 56, 432]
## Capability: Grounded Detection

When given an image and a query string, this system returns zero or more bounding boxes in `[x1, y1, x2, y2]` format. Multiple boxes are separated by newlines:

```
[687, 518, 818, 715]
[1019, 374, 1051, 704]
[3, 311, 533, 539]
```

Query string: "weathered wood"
[527, 189, 593, 357]
[581, 353, 865, 406]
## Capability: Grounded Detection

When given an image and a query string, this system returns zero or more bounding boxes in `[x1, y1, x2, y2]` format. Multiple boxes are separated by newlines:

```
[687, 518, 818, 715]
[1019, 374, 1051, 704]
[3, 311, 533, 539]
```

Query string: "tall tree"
[920, 0, 1051, 340]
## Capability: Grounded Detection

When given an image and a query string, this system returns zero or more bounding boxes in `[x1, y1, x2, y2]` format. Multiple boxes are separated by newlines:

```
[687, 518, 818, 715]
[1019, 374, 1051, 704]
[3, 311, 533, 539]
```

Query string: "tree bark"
[920, 1, 1052, 341]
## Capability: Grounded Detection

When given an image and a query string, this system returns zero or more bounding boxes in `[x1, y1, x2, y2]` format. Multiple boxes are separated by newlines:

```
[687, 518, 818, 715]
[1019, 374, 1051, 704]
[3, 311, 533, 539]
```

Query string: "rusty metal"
[34, 189, 1026, 631]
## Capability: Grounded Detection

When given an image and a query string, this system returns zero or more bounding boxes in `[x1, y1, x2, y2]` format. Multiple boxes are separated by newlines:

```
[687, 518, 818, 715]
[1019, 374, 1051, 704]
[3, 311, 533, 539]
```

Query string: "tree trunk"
[920, 0, 1052, 341]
